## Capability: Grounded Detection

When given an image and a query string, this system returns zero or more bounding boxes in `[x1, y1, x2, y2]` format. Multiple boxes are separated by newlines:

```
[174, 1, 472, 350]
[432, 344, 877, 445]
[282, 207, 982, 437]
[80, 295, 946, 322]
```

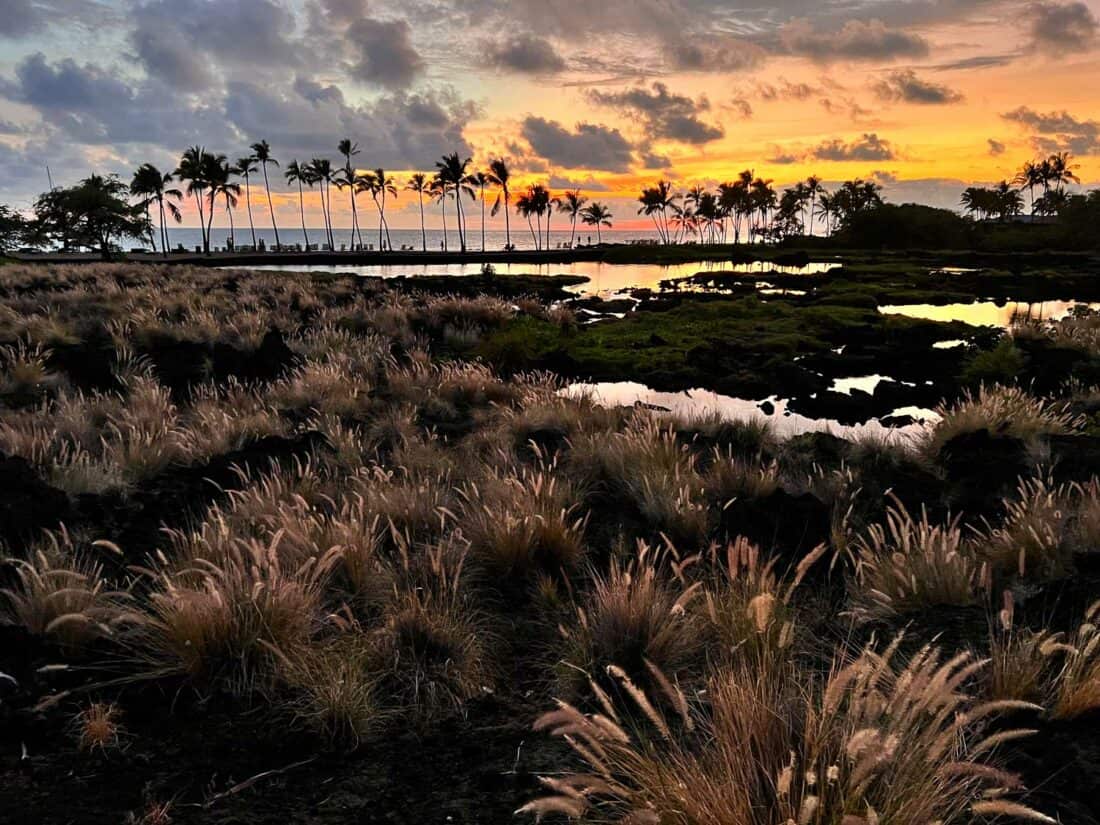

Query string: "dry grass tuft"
[976, 477, 1073, 580]
[73, 702, 125, 752]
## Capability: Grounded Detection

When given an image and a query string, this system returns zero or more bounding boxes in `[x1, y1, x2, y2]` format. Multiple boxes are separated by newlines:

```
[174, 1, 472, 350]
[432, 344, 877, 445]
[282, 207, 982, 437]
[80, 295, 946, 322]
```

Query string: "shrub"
[1, 530, 130, 652]
[976, 477, 1074, 580]
[558, 542, 703, 697]
[1048, 600, 1100, 720]
[73, 702, 125, 753]
[523, 638, 1049, 825]
[847, 498, 986, 622]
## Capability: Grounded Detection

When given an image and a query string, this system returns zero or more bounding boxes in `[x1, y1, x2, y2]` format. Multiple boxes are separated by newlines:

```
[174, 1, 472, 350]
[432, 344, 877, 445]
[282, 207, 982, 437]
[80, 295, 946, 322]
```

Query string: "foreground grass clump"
[523, 639, 1049, 824]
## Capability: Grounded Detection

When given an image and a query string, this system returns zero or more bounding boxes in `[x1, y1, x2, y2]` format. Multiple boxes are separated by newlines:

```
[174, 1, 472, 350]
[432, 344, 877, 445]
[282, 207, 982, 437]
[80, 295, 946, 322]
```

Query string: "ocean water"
[149, 227, 662, 253]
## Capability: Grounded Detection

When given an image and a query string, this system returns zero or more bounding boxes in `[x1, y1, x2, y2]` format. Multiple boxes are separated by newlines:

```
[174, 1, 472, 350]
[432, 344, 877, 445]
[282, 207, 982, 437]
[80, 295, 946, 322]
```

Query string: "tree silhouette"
[435, 153, 475, 252]
[487, 159, 512, 250]
[471, 171, 490, 251]
[362, 168, 397, 251]
[234, 156, 259, 248]
[209, 158, 242, 245]
[250, 140, 280, 249]
[406, 172, 430, 252]
[129, 163, 181, 256]
[557, 189, 587, 248]
[307, 158, 335, 250]
[336, 139, 362, 248]
[580, 202, 612, 244]
[176, 146, 212, 253]
[284, 160, 311, 250]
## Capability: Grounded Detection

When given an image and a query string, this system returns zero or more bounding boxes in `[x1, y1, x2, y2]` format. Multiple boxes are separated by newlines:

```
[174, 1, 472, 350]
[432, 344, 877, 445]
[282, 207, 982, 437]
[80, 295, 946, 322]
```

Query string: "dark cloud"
[548, 174, 610, 191]
[347, 17, 425, 89]
[870, 169, 899, 184]
[780, 18, 930, 62]
[873, 70, 963, 104]
[728, 97, 753, 118]
[587, 82, 723, 145]
[0, 0, 43, 38]
[819, 97, 874, 121]
[223, 80, 478, 171]
[767, 150, 800, 165]
[665, 33, 765, 72]
[758, 79, 819, 101]
[931, 53, 1018, 70]
[520, 116, 634, 172]
[640, 151, 671, 169]
[812, 133, 896, 161]
[131, 0, 298, 89]
[1002, 106, 1100, 154]
[0, 53, 232, 146]
[988, 138, 1006, 156]
[484, 34, 566, 74]
[1028, 2, 1098, 55]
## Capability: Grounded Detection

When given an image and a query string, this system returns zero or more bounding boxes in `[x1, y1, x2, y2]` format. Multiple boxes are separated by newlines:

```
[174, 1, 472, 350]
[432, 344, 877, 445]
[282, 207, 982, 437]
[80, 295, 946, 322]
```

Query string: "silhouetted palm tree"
[435, 153, 475, 252]
[804, 175, 824, 236]
[471, 171, 490, 251]
[209, 158, 241, 245]
[176, 146, 212, 253]
[362, 168, 397, 251]
[337, 139, 361, 248]
[234, 156, 259, 248]
[749, 177, 776, 242]
[250, 140, 280, 249]
[430, 176, 449, 251]
[1014, 161, 1043, 215]
[308, 158, 335, 249]
[285, 160, 311, 250]
[487, 159, 512, 250]
[637, 180, 678, 243]
[557, 189, 587, 248]
[580, 202, 612, 244]
[202, 153, 233, 250]
[406, 172, 430, 252]
[130, 163, 181, 256]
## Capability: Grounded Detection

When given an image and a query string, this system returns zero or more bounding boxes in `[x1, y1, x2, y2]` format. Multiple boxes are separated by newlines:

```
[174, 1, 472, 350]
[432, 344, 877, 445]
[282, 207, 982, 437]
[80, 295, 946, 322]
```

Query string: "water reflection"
[880, 300, 1100, 328]
[243, 259, 838, 294]
[561, 381, 939, 441]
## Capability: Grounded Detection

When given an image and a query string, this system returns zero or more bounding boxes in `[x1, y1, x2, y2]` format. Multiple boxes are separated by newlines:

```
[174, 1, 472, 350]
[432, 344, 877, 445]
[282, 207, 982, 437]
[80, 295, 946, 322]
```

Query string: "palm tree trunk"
[194, 193, 207, 253]
[504, 190, 511, 250]
[245, 174, 257, 247]
[205, 193, 217, 253]
[570, 215, 576, 248]
[441, 195, 448, 252]
[262, 164, 280, 249]
[418, 191, 426, 252]
[349, 186, 357, 248]
[480, 185, 486, 252]
[526, 215, 537, 248]
[159, 198, 168, 257]
[227, 197, 235, 242]
[297, 180, 309, 249]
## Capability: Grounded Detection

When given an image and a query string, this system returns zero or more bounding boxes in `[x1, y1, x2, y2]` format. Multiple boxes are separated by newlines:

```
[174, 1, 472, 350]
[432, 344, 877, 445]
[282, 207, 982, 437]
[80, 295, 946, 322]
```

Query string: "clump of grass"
[278, 629, 382, 748]
[458, 462, 587, 586]
[675, 412, 774, 459]
[132, 533, 339, 696]
[375, 541, 492, 724]
[523, 639, 1049, 825]
[1048, 600, 1100, 720]
[558, 542, 702, 697]
[847, 498, 987, 622]
[976, 476, 1073, 580]
[0, 341, 65, 404]
[1, 529, 130, 652]
[926, 384, 1081, 458]
[703, 450, 781, 505]
[702, 537, 825, 673]
[73, 702, 125, 753]
[987, 591, 1054, 705]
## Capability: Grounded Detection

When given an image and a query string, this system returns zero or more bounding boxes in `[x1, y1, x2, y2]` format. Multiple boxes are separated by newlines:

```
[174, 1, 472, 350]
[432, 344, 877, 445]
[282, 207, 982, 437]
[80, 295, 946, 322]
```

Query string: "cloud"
[520, 116, 634, 172]
[766, 149, 801, 165]
[869, 169, 899, 184]
[873, 70, 963, 104]
[130, 0, 298, 89]
[820, 96, 874, 121]
[587, 82, 723, 144]
[665, 33, 766, 72]
[1027, 2, 1098, 55]
[484, 34, 566, 74]
[780, 18, 930, 62]
[758, 79, 819, 101]
[728, 97, 753, 118]
[640, 151, 671, 169]
[1002, 106, 1100, 154]
[812, 133, 896, 161]
[548, 174, 610, 191]
[987, 138, 1006, 155]
[0, 0, 44, 38]
[931, 53, 1018, 70]
[347, 17, 425, 89]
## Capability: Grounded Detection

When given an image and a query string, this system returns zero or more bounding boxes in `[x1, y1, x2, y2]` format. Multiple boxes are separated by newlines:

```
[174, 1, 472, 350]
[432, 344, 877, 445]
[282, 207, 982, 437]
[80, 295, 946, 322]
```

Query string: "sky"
[0, 0, 1098, 230]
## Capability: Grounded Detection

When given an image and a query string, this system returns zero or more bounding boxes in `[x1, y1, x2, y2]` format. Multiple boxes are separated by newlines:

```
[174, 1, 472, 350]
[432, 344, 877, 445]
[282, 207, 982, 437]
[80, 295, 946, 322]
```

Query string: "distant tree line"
[0, 144, 1095, 257]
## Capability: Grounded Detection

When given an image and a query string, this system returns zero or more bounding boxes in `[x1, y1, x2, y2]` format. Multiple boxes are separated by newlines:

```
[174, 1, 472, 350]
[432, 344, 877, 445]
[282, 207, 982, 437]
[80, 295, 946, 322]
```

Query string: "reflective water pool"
[243, 259, 839, 294]
[561, 381, 940, 441]
[880, 300, 1100, 328]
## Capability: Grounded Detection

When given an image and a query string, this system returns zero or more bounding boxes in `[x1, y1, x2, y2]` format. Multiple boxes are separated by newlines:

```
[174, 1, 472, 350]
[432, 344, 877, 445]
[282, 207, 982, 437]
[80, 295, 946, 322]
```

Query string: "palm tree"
[435, 153, 475, 252]
[362, 168, 397, 251]
[580, 202, 612, 244]
[284, 160, 311, 250]
[471, 171, 490, 251]
[1014, 160, 1044, 215]
[1046, 152, 1080, 192]
[487, 159, 512, 250]
[201, 153, 234, 250]
[176, 146, 212, 253]
[749, 177, 776, 242]
[129, 163, 182, 256]
[804, 175, 824, 236]
[308, 158, 335, 250]
[637, 180, 679, 243]
[336, 139, 361, 248]
[430, 176, 449, 251]
[209, 158, 242, 245]
[234, 156, 259, 248]
[406, 172, 430, 252]
[515, 186, 542, 249]
[250, 140, 280, 250]
[557, 189, 587, 248]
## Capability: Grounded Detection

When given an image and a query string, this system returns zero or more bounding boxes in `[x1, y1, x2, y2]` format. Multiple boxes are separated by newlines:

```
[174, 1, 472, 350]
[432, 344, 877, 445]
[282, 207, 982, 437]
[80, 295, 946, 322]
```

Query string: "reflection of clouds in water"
[242, 260, 839, 294]
[561, 381, 940, 443]
[881, 301, 1100, 328]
